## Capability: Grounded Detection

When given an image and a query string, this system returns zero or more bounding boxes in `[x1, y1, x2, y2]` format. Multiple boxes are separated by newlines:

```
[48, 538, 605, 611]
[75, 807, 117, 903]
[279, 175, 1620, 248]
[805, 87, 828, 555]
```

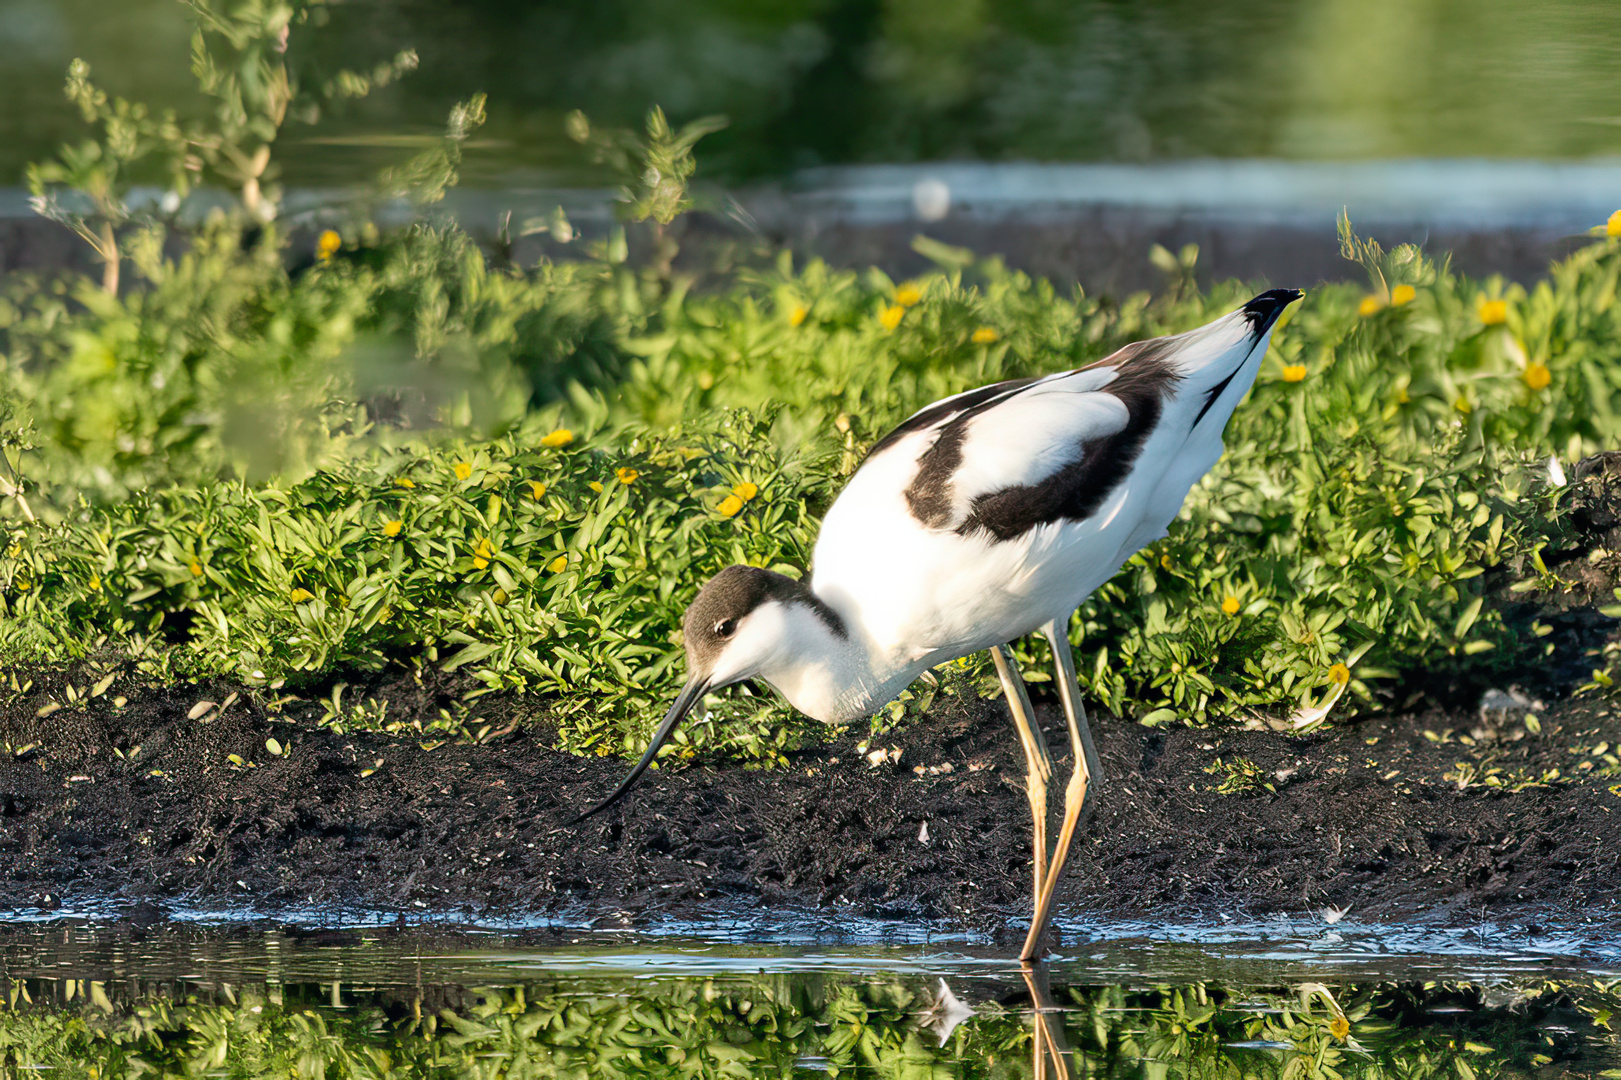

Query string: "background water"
[3, 0, 1621, 189]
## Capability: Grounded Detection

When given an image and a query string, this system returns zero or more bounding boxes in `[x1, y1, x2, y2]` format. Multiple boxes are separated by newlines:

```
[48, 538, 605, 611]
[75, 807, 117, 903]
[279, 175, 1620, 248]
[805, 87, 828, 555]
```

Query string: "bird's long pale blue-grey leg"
[1021, 963, 1074, 1080]
[1020, 619, 1105, 963]
[991, 645, 1058, 915]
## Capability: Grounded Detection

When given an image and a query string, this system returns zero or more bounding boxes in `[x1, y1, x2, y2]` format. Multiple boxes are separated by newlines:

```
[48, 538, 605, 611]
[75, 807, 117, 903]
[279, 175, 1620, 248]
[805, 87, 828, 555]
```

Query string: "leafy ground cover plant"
[0, 230, 1597, 755]
[4, 0, 1621, 759]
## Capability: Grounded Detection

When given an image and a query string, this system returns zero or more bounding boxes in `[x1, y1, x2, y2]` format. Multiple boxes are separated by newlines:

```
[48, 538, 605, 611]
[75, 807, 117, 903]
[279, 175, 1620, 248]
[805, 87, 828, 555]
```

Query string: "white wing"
[950, 377, 1129, 506]
[875, 367, 1133, 532]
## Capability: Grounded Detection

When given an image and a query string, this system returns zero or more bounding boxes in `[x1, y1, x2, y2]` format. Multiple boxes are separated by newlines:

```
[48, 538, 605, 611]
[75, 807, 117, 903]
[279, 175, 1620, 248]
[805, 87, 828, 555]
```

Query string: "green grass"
[4, 3, 1619, 761]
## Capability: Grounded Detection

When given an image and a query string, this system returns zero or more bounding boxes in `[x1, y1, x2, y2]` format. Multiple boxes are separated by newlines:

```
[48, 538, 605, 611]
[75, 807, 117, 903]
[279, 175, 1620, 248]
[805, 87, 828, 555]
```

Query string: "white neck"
[754, 600, 922, 724]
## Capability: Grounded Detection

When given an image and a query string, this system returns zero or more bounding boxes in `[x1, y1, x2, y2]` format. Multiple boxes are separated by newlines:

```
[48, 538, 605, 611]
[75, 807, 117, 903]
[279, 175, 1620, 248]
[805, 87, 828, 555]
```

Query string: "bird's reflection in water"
[1023, 964, 1075, 1080]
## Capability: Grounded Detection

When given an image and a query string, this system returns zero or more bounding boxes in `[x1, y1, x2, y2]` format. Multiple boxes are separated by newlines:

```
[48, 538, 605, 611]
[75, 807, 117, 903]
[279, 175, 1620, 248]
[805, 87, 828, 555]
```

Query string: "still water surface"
[0, 916, 1615, 1077]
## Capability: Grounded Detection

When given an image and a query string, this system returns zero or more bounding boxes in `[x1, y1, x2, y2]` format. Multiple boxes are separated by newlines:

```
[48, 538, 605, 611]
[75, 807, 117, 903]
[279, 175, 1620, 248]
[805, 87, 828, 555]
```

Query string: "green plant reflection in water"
[0, 970, 1613, 1078]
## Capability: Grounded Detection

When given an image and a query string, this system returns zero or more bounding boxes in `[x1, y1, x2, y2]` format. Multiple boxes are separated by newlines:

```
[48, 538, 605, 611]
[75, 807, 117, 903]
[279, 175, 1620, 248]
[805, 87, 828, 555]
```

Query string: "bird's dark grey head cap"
[682, 565, 844, 676]
[683, 566, 803, 672]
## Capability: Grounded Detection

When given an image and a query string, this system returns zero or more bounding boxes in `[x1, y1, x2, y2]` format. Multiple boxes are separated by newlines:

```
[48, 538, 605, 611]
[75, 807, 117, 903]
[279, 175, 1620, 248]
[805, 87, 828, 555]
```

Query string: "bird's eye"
[714, 618, 736, 638]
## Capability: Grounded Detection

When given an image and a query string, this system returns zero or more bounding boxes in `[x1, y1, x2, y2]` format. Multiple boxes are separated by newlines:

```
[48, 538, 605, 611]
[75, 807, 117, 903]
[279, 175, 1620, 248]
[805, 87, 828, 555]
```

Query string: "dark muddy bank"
[0, 667, 1616, 945]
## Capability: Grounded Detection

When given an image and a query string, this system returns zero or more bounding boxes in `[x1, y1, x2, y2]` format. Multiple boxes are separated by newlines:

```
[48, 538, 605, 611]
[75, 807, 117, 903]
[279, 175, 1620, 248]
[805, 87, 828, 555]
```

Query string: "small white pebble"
[918, 821, 931, 843]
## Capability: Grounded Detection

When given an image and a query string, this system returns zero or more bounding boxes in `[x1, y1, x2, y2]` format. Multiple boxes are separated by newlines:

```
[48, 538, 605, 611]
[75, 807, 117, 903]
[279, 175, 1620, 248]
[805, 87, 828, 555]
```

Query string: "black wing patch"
[1241, 289, 1303, 335]
[1191, 366, 1241, 429]
[865, 375, 1040, 461]
[959, 356, 1178, 540]
[898, 340, 1181, 540]
[1196, 288, 1300, 426]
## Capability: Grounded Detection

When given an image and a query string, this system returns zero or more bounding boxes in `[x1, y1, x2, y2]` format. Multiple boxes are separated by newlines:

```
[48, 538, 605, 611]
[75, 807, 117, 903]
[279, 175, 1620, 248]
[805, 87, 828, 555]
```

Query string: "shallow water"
[0, 914, 1615, 1077]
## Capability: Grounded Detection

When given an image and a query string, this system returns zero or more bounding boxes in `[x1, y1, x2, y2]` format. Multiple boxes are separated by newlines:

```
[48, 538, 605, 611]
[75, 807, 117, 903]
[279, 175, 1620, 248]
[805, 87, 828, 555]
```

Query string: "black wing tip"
[1241, 288, 1305, 333]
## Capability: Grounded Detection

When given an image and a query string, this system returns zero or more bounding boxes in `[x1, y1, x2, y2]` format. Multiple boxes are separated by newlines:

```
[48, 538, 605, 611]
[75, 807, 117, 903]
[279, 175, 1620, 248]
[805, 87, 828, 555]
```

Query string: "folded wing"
[881, 363, 1178, 539]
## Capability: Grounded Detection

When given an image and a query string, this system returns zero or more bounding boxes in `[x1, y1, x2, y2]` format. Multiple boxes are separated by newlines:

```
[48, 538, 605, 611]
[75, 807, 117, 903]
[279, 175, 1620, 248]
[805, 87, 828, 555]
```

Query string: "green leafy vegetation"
[3, 0, 1620, 762]
[0, 971, 1612, 1079]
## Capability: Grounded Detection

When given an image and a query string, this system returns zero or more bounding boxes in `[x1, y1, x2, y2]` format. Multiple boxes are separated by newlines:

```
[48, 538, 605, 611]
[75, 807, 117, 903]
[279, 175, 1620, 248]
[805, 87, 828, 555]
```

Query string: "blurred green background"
[3, 0, 1621, 189]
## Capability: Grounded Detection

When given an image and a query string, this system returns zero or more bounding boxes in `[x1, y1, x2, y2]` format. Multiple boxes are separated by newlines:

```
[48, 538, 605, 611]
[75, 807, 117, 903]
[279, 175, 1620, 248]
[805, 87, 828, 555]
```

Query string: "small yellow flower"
[1329, 1014, 1350, 1041]
[895, 283, 923, 307]
[1357, 295, 1384, 317]
[548, 554, 569, 573]
[454, 461, 472, 481]
[1479, 298, 1508, 325]
[1281, 364, 1307, 382]
[1608, 210, 1621, 237]
[395, 476, 415, 489]
[1160, 553, 1173, 571]
[787, 303, 808, 327]
[289, 587, 314, 603]
[878, 304, 905, 331]
[527, 480, 547, 501]
[88, 575, 101, 592]
[188, 560, 203, 577]
[1329, 662, 1351, 685]
[14, 579, 29, 591]
[732, 481, 758, 502]
[317, 229, 341, 260]
[472, 537, 492, 570]
[540, 428, 574, 448]
[589, 481, 604, 493]
[1221, 595, 1240, 616]
[383, 519, 403, 538]
[971, 327, 1000, 344]
[717, 494, 744, 518]
[615, 467, 639, 485]
[1390, 284, 1416, 306]
[1524, 361, 1551, 391]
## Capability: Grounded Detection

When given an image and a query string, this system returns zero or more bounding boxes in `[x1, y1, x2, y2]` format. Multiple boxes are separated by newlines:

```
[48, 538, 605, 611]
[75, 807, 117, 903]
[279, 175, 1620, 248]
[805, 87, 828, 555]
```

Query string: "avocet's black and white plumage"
[576, 288, 1303, 960]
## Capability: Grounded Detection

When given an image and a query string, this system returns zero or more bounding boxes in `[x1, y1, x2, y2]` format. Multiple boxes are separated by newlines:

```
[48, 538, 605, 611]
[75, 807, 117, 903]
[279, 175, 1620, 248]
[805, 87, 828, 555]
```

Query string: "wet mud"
[0, 664, 1616, 945]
